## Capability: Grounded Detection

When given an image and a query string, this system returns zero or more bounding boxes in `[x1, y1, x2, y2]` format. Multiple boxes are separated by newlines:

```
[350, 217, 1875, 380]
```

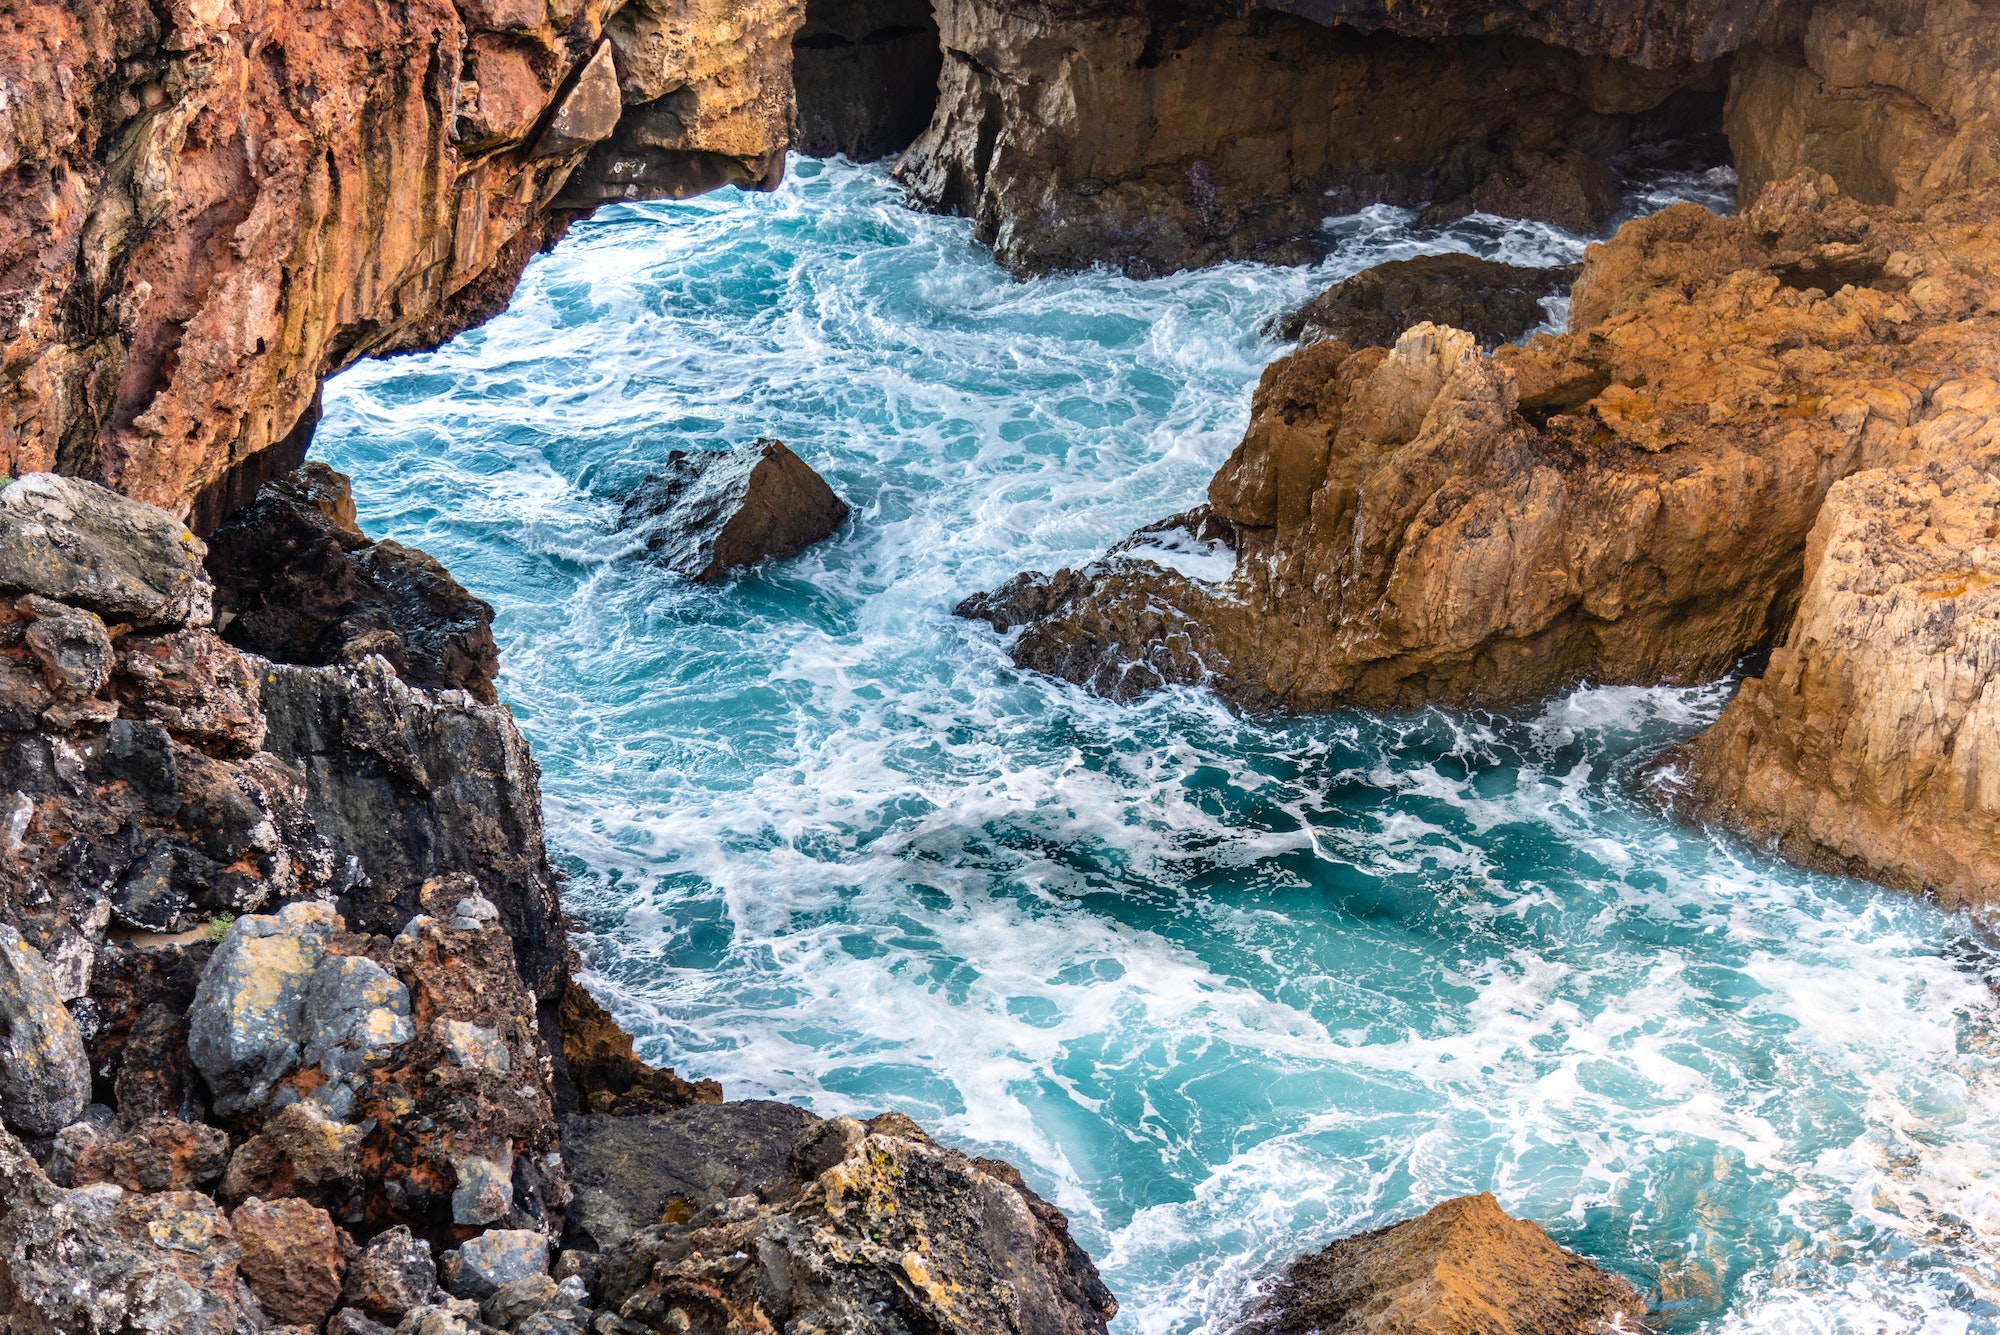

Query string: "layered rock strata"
[0, 0, 804, 520]
[962, 177, 2000, 709]
[0, 468, 1115, 1333]
[893, 0, 1727, 276]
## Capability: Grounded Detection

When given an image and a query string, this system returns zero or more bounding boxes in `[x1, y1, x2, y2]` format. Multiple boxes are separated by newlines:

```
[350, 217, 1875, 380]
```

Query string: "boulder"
[619, 439, 850, 583]
[186, 901, 344, 1117]
[343, 1225, 443, 1319]
[219, 1099, 365, 1205]
[1270, 255, 1577, 350]
[1672, 456, 2000, 904]
[70, 1114, 231, 1192]
[299, 954, 415, 1120]
[443, 1229, 549, 1301]
[0, 475, 213, 629]
[111, 628, 269, 755]
[1241, 1193, 1644, 1335]
[233, 1195, 355, 1327]
[0, 923, 91, 1137]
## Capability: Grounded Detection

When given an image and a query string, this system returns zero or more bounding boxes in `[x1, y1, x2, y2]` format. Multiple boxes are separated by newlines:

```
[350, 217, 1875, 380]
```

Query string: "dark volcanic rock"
[206, 463, 501, 704]
[1271, 255, 1579, 349]
[621, 440, 850, 583]
[794, 0, 943, 160]
[1242, 1193, 1645, 1335]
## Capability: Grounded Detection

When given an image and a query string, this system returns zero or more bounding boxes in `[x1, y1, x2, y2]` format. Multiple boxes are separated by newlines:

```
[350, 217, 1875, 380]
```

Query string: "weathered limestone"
[620, 439, 851, 582]
[0, 474, 211, 629]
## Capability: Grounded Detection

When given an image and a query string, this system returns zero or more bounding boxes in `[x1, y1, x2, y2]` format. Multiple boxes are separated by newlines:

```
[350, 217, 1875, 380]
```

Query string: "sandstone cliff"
[0, 0, 804, 524]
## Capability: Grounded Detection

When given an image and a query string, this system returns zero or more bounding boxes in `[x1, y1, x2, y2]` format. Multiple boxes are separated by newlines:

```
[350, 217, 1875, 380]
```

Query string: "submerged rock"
[621, 439, 850, 583]
[1270, 254, 1578, 350]
[1243, 1193, 1645, 1335]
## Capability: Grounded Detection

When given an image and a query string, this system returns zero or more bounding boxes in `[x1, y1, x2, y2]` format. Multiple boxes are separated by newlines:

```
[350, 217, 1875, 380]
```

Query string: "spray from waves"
[318, 156, 2000, 1334]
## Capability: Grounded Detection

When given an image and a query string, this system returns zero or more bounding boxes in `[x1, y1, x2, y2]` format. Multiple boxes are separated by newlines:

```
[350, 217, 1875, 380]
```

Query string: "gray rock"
[0, 473, 212, 629]
[443, 1229, 549, 1301]
[452, 1152, 515, 1226]
[560, 1100, 819, 1251]
[443, 1020, 510, 1073]
[0, 924, 91, 1137]
[342, 1224, 442, 1318]
[394, 1296, 488, 1335]
[619, 439, 849, 583]
[328, 1310, 399, 1335]
[481, 1273, 589, 1332]
[18, 594, 114, 699]
[300, 954, 414, 1115]
[186, 900, 343, 1115]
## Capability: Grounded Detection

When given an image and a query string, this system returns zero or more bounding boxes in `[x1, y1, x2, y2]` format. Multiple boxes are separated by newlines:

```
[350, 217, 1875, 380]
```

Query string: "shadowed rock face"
[1243, 1193, 1646, 1335]
[794, 0, 944, 160]
[1257, 0, 1786, 66]
[892, 0, 1728, 276]
[621, 439, 850, 583]
[1271, 254, 1580, 350]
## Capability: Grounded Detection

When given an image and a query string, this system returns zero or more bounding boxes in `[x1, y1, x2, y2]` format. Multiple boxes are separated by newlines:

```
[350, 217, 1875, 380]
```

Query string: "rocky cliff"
[0, 0, 804, 525]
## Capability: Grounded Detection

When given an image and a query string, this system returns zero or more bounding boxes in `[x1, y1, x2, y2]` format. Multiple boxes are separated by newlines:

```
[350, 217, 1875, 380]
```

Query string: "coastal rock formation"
[621, 439, 851, 582]
[1271, 255, 1579, 350]
[1243, 1193, 1646, 1335]
[793, 0, 944, 160]
[1254, 0, 1787, 67]
[0, 0, 804, 520]
[962, 179, 2000, 709]
[1669, 455, 2000, 905]
[893, 1, 1726, 276]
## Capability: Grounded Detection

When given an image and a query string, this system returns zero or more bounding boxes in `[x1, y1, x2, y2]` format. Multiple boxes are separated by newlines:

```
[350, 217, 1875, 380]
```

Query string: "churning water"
[318, 157, 2000, 1333]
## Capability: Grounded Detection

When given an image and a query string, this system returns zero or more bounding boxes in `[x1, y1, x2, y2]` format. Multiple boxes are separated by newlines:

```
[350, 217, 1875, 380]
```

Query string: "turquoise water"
[319, 158, 2000, 1334]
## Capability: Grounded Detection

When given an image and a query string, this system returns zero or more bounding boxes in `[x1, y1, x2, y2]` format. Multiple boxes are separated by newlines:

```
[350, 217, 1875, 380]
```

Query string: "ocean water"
[317, 157, 2000, 1334]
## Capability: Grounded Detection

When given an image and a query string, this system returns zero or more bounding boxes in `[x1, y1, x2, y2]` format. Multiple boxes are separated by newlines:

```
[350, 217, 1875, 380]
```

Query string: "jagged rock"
[554, 983, 721, 1116]
[1256, 0, 1781, 66]
[1271, 255, 1578, 349]
[344, 1225, 444, 1320]
[792, 0, 943, 160]
[0, 476, 212, 629]
[0, 1125, 266, 1333]
[895, 2, 1724, 276]
[966, 179, 2000, 710]
[394, 1296, 493, 1335]
[329, 1311, 399, 1335]
[187, 901, 343, 1117]
[444, 1229, 550, 1302]
[1241, 1193, 1645, 1335]
[220, 1099, 365, 1206]
[18, 594, 114, 701]
[206, 464, 501, 704]
[259, 660, 565, 999]
[70, 1114, 230, 1192]
[111, 629, 269, 755]
[531, 42, 624, 160]
[591, 1110, 1117, 1335]
[1672, 455, 2000, 904]
[0, 923, 91, 1137]
[299, 954, 415, 1121]
[620, 440, 850, 583]
[233, 1195, 356, 1327]
[482, 1274, 590, 1332]
[82, 938, 215, 1124]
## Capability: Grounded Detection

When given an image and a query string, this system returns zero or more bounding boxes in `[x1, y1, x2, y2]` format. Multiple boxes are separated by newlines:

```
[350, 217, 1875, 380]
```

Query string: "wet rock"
[0, 475, 212, 629]
[1673, 455, 2000, 905]
[187, 901, 343, 1117]
[594, 1112, 1117, 1335]
[554, 982, 720, 1115]
[206, 464, 501, 704]
[444, 1229, 549, 1301]
[0, 1125, 265, 1333]
[344, 1225, 444, 1319]
[259, 659, 565, 999]
[1241, 1193, 1644, 1335]
[620, 439, 850, 583]
[1418, 146, 1620, 233]
[0, 923, 91, 1137]
[233, 1195, 355, 1327]
[70, 1114, 231, 1192]
[1271, 255, 1579, 350]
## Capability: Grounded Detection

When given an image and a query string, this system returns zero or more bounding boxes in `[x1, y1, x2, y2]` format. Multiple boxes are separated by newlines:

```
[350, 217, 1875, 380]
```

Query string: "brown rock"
[619, 439, 851, 583]
[1255, 0, 1785, 67]
[1243, 1193, 1645, 1335]
[556, 981, 721, 1116]
[1671, 454, 2000, 905]
[233, 1196, 356, 1328]
[71, 1114, 230, 1192]
[342, 1225, 443, 1319]
[111, 628, 268, 755]
[1272, 254, 1578, 350]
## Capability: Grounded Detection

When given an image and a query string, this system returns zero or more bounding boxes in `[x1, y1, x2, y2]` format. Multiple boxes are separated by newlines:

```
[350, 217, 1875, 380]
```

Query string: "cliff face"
[894, 0, 1727, 277]
[1254, 0, 1786, 67]
[0, 0, 803, 524]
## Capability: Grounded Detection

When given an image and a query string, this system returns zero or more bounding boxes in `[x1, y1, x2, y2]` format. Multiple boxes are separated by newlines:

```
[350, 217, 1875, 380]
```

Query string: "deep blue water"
[320, 157, 2000, 1334]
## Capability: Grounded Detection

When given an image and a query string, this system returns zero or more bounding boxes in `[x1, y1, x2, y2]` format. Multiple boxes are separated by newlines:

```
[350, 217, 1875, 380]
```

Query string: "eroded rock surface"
[1272, 254, 1579, 350]
[1243, 1193, 1646, 1335]
[794, 0, 943, 160]
[621, 439, 851, 583]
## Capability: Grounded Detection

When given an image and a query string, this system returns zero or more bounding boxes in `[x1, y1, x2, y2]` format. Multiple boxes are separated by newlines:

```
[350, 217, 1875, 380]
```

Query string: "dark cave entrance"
[792, 0, 944, 161]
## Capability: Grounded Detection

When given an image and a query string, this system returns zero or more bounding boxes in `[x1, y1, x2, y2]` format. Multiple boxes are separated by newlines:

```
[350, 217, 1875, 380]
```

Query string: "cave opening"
[791, 0, 945, 161]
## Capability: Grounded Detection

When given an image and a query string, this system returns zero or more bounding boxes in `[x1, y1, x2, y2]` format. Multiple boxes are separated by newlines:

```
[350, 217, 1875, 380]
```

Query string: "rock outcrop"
[621, 439, 851, 582]
[964, 177, 2000, 709]
[0, 0, 804, 520]
[1254, 0, 1787, 67]
[794, 0, 944, 160]
[893, 0, 1727, 276]
[1667, 454, 2000, 905]
[1242, 1193, 1646, 1335]
[1271, 254, 1579, 350]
